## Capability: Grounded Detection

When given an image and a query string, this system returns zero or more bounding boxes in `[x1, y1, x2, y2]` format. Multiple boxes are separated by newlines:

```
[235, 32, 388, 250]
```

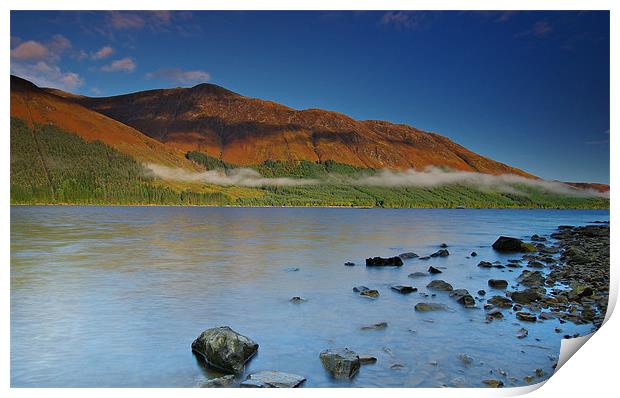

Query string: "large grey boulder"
[319, 348, 361, 378]
[191, 326, 259, 374]
[240, 371, 306, 388]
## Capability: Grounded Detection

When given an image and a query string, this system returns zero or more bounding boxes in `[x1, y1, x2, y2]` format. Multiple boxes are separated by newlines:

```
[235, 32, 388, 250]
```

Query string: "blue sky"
[10, 11, 610, 183]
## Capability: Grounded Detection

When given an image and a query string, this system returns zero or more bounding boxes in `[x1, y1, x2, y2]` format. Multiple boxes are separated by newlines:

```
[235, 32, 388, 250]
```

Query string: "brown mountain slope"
[60, 82, 536, 178]
[10, 75, 199, 171]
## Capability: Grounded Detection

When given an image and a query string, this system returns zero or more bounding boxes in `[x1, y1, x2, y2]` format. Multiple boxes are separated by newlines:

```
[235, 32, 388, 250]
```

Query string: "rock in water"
[415, 302, 448, 311]
[391, 285, 418, 294]
[359, 355, 377, 364]
[488, 279, 508, 289]
[361, 322, 388, 330]
[440, 243, 449, 248]
[450, 289, 476, 307]
[399, 252, 419, 259]
[426, 279, 454, 291]
[191, 326, 259, 374]
[492, 236, 537, 253]
[319, 348, 361, 378]
[353, 286, 369, 293]
[344, 262, 355, 266]
[487, 296, 513, 308]
[517, 270, 545, 287]
[428, 266, 443, 274]
[289, 296, 306, 304]
[366, 256, 404, 266]
[510, 288, 544, 304]
[516, 328, 529, 339]
[482, 379, 504, 388]
[471, 251, 478, 257]
[359, 289, 380, 298]
[409, 272, 428, 278]
[240, 371, 306, 388]
[486, 308, 504, 320]
[201, 375, 236, 388]
[516, 312, 537, 322]
[430, 249, 450, 257]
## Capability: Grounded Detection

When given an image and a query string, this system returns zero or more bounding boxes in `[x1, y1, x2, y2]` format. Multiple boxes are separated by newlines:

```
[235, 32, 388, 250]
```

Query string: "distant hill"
[56, 80, 535, 177]
[9, 75, 608, 207]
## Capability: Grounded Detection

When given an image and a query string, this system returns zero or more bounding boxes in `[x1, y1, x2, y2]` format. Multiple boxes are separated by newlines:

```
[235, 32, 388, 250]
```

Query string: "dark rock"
[486, 308, 504, 320]
[440, 243, 449, 248]
[516, 312, 537, 322]
[531, 234, 547, 242]
[517, 270, 545, 287]
[516, 328, 528, 339]
[427, 280, 453, 291]
[492, 236, 537, 253]
[359, 355, 377, 364]
[366, 256, 403, 267]
[478, 261, 494, 268]
[419, 256, 431, 260]
[319, 348, 360, 378]
[360, 322, 388, 331]
[391, 285, 418, 294]
[344, 262, 355, 266]
[450, 289, 476, 307]
[201, 375, 236, 388]
[289, 296, 306, 304]
[471, 251, 478, 257]
[488, 279, 508, 289]
[240, 371, 305, 388]
[359, 289, 380, 298]
[510, 288, 544, 304]
[430, 249, 450, 257]
[527, 260, 545, 268]
[457, 353, 474, 366]
[352, 286, 369, 293]
[487, 296, 513, 308]
[408, 272, 428, 278]
[478, 289, 486, 296]
[399, 252, 419, 259]
[191, 326, 259, 374]
[428, 266, 443, 274]
[482, 379, 504, 388]
[415, 302, 448, 311]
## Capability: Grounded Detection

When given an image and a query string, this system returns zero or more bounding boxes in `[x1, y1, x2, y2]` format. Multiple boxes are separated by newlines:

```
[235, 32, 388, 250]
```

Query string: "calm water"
[11, 206, 608, 387]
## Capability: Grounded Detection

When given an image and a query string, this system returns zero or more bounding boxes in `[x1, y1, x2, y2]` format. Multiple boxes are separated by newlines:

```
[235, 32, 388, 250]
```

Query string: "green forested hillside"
[10, 118, 609, 209]
[10, 118, 230, 205]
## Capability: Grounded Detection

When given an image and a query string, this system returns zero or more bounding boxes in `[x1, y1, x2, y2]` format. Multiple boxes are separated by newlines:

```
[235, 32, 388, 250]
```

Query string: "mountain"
[10, 75, 198, 171]
[10, 75, 608, 208]
[61, 81, 536, 178]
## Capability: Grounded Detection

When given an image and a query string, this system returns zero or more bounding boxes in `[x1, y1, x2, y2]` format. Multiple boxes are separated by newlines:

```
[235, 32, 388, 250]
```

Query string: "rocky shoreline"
[192, 222, 610, 388]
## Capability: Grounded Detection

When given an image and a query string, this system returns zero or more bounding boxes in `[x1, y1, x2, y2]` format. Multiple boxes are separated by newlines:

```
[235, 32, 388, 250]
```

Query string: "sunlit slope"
[10, 75, 199, 171]
[62, 81, 536, 177]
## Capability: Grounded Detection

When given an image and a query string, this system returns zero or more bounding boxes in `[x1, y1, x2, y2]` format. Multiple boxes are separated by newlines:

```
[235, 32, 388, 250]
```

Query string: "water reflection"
[11, 206, 607, 387]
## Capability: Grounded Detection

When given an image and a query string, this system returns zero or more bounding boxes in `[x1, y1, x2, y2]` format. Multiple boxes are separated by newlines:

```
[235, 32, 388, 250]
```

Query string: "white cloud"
[145, 67, 210, 84]
[91, 46, 114, 60]
[101, 57, 136, 72]
[11, 40, 49, 61]
[11, 61, 83, 90]
[11, 34, 81, 91]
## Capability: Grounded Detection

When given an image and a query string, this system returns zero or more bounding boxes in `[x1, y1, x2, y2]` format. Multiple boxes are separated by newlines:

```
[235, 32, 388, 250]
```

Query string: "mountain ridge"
[42, 78, 537, 178]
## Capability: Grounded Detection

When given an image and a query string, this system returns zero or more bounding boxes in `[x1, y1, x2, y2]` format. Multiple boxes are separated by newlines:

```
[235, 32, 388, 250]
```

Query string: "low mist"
[350, 167, 608, 198]
[146, 163, 607, 198]
[146, 164, 319, 187]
